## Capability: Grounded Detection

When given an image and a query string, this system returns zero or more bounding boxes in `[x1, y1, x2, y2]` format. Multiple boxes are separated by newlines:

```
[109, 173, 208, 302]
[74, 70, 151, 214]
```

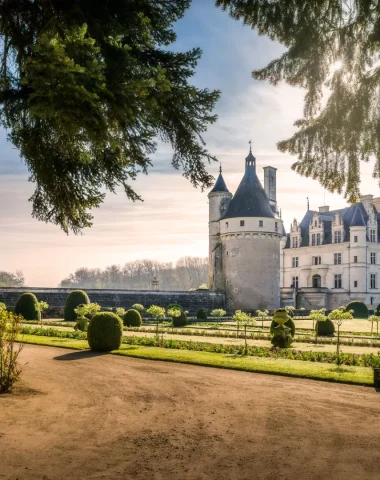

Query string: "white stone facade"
[281, 197, 380, 310]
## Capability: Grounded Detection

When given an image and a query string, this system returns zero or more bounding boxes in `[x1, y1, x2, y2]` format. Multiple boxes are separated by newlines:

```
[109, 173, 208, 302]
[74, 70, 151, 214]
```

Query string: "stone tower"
[208, 146, 283, 311]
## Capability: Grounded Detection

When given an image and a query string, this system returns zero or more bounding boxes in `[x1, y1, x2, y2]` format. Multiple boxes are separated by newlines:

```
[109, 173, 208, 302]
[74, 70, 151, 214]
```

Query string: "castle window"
[259, 220, 263, 227]
[226, 280, 229, 286]
[354, 256, 358, 263]
[371, 252, 376, 264]
[292, 237, 298, 248]
[370, 229, 376, 242]
[371, 297, 375, 305]
[316, 233, 321, 245]
[312, 256, 321, 265]
[292, 276, 299, 289]
[275, 222, 278, 232]
[226, 222, 229, 228]
[311, 234, 316, 246]
[334, 231, 341, 243]
[370, 274, 377, 289]
[334, 253, 342, 265]
[292, 257, 299, 268]
[334, 274, 342, 289]
[240, 220, 245, 227]
[226, 251, 228, 256]
[314, 220, 318, 227]
[354, 281, 358, 288]
[354, 235, 358, 243]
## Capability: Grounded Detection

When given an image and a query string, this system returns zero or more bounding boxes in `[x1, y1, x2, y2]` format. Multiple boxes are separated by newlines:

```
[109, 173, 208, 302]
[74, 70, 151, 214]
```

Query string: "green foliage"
[284, 306, 295, 318]
[309, 309, 327, 323]
[64, 290, 90, 322]
[172, 311, 188, 328]
[146, 305, 166, 320]
[123, 309, 142, 327]
[74, 303, 100, 331]
[216, 0, 380, 201]
[196, 308, 208, 321]
[346, 301, 369, 319]
[131, 304, 144, 312]
[14, 293, 40, 321]
[376, 304, 380, 316]
[167, 304, 183, 312]
[270, 309, 295, 336]
[315, 319, 335, 336]
[87, 312, 123, 351]
[0, 2, 220, 233]
[210, 309, 226, 317]
[0, 303, 6, 312]
[0, 311, 24, 393]
[271, 325, 293, 348]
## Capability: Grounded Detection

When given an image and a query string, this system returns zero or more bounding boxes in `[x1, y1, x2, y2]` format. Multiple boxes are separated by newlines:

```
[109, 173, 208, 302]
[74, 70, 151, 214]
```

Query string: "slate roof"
[283, 202, 379, 248]
[222, 150, 275, 219]
[209, 172, 230, 194]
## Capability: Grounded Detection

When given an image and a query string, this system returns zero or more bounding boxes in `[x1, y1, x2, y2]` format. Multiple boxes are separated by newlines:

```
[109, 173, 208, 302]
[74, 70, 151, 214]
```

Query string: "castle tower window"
[354, 235, 358, 243]
[292, 257, 299, 268]
[370, 273, 377, 289]
[354, 256, 358, 263]
[370, 229, 376, 242]
[371, 252, 376, 264]
[226, 222, 229, 228]
[240, 220, 245, 227]
[292, 237, 298, 248]
[354, 281, 358, 288]
[275, 221, 278, 232]
[334, 253, 342, 265]
[259, 220, 263, 227]
[334, 231, 341, 243]
[334, 274, 342, 288]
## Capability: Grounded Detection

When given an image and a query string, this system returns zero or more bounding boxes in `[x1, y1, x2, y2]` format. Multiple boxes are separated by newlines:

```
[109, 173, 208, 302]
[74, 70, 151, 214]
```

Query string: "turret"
[208, 165, 232, 290]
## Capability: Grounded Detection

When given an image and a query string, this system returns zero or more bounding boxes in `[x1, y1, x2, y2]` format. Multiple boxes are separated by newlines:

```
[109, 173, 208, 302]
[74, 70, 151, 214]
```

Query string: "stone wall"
[0, 287, 225, 315]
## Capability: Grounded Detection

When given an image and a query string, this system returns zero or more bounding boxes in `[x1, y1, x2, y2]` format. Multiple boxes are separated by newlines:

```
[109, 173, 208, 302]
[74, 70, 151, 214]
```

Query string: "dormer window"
[292, 237, 298, 248]
[334, 231, 341, 243]
[370, 229, 376, 242]
[314, 220, 318, 227]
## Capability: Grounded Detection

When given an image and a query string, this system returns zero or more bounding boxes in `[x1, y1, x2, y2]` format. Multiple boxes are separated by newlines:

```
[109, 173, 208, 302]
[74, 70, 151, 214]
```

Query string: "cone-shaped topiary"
[196, 308, 208, 321]
[87, 312, 123, 351]
[346, 301, 368, 319]
[173, 311, 188, 327]
[64, 290, 90, 322]
[315, 319, 335, 336]
[123, 309, 142, 327]
[14, 292, 40, 320]
[270, 309, 295, 336]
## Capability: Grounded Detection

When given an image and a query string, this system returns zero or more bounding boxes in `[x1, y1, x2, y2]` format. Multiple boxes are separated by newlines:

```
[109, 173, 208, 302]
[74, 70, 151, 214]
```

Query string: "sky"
[1, 0, 379, 287]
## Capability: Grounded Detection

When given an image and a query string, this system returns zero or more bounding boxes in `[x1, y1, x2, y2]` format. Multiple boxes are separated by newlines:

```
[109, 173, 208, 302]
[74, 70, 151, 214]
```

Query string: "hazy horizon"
[1, 0, 379, 287]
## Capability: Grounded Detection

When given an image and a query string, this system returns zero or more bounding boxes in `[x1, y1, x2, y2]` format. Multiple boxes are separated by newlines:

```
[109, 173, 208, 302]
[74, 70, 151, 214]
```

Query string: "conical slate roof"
[350, 204, 367, 227]
[223, 149, 274, 219]
[209, 171, 230, 194]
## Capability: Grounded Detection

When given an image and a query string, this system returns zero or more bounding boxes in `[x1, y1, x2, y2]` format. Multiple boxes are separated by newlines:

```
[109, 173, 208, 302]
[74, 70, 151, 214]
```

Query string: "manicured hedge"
[173, 311, 188, 327]
[270, 317, 295, 337]
[64, 290, 90, 322]
[346, 301, 368, 319]
[316, 319, 335, 336]
[196, 308, 208, 321]
[123, 309, 142, 327]
[14, 292, 40, 321]
[87, 312, 123, 351]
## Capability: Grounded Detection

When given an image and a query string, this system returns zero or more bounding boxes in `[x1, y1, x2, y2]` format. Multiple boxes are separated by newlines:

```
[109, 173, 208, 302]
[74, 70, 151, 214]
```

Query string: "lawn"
[19, 334, 374, 386]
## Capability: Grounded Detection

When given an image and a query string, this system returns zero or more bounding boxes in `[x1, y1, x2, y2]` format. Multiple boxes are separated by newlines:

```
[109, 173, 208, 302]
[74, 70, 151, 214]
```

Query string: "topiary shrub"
[14, 292, 40, 320]
[315, 319, 335, 336]
[196, 308, 208, 321]
[64, 290, 90, 322]
[87, 312, 123, 351]
[346, 301, 368, 319]
[172, 311, 188, 327]
[271, 325, 293, 348]
[270, 312, 295, 336]
[167, 303, 183, 311]
[123, 309, 142, 327]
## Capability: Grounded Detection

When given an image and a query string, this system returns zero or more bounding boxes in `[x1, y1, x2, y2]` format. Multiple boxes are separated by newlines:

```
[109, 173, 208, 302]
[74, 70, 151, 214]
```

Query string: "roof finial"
[249, 139, 252, 153]
[307, 197, 310, 211]
[219, 163, 222, 174]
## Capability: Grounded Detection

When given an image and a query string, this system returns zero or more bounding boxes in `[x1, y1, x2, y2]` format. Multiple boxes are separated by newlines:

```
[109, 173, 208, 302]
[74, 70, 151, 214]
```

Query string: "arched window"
[312, 274, 321, 288]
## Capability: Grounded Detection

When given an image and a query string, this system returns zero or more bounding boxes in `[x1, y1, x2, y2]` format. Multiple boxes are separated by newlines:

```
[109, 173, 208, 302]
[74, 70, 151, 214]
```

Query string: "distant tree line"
[59, 257, 208, 291]
[0, 271, 25, 287]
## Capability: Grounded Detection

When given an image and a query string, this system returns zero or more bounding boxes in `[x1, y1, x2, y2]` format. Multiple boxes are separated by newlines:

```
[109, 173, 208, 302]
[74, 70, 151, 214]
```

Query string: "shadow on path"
[53, 350, 107, 361]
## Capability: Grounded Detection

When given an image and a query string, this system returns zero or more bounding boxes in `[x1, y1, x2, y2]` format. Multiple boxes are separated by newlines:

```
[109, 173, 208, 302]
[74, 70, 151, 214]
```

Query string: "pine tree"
[217, 0, 380, 201]
[0, 1, 220, 233]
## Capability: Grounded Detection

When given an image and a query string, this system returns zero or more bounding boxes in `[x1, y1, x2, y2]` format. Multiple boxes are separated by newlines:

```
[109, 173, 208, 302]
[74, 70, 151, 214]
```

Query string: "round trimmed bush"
[123, 309, 142, 327]
[196, 308, 208, 321]
[346, 301, 368, 319]
[87, 312, 123, 351]
[172, 311, 188, 327]
[315, 319, 335, 336]
[14, 292, 40, 320]
[64, 290, 90, 322]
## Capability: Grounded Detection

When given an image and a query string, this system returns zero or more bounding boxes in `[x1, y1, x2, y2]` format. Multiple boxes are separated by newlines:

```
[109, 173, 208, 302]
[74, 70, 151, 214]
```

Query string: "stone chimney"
[360, 194, 374, 214]
[319, 206, 330, 213]
[263, 166, 277, 213]
[373, 197, 380, 212]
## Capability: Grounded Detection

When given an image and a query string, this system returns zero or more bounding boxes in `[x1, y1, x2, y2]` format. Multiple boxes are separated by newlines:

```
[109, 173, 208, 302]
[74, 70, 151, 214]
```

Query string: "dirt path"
[1, 344, 380, 480]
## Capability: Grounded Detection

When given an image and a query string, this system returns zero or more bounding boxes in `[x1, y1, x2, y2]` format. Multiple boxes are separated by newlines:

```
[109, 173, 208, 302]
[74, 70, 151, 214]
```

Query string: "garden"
[2, 290, 380, 393]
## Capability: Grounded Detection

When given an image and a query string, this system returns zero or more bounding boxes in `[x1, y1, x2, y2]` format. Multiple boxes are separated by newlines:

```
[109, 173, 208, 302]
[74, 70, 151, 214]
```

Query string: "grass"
[19, 334, 374, 386]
